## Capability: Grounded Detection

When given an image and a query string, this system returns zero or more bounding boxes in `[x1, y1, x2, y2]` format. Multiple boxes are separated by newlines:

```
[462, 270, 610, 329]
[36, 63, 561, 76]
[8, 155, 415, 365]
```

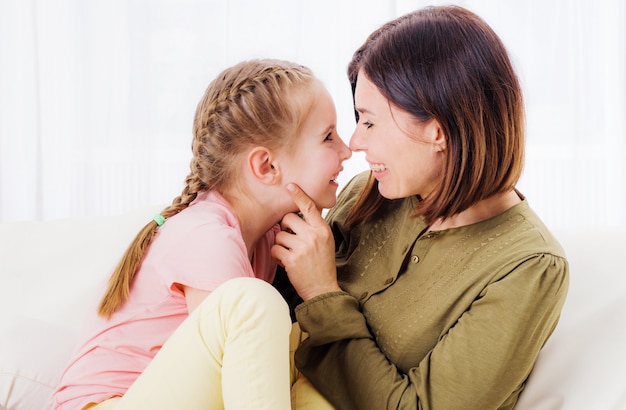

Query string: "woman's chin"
[377, 185, 405, 200]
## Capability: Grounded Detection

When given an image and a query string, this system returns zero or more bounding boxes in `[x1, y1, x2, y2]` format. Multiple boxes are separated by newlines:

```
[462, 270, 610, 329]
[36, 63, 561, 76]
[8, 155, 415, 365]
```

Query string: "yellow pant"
[86, 277, 333, 410]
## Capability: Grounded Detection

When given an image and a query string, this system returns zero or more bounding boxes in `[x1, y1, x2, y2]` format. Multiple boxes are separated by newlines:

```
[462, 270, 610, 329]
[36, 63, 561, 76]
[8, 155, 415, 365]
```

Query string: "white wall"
[0, 0, 624, 230]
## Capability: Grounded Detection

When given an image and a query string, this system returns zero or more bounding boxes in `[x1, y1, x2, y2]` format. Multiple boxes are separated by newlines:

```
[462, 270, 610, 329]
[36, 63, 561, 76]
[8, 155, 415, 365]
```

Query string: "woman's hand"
[271, 183, 342, 301]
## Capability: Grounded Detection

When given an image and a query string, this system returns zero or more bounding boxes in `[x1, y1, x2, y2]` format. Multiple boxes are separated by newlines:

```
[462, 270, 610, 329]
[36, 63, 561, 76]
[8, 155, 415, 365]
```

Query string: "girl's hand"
[271, 184, 341, 301]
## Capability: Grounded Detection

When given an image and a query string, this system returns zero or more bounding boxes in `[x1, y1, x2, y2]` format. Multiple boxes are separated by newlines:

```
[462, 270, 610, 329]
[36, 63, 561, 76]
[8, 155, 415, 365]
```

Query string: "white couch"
[1, 206, 625, 410]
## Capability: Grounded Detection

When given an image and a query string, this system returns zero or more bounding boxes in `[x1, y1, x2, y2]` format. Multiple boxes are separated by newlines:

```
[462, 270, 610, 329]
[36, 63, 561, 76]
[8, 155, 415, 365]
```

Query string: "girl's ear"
[247, 147, 281, 185]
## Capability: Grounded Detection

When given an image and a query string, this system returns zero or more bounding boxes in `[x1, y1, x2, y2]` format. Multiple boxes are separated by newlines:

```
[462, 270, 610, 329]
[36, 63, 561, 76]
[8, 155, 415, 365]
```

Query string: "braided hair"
[98, 59, 314, 318]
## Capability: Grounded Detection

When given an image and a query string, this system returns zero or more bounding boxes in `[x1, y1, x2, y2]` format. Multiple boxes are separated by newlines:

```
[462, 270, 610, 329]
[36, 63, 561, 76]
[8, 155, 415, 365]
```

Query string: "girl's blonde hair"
[98, 59, 315, 318]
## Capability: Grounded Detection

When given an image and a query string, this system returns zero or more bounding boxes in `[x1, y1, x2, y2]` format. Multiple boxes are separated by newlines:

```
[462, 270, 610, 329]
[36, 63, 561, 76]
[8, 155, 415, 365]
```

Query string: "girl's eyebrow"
[321, 124, 336, 135]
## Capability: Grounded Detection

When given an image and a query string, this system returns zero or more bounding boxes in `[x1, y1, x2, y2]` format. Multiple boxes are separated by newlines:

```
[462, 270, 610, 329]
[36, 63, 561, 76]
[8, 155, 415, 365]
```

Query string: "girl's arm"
[182, 285, 212, 313]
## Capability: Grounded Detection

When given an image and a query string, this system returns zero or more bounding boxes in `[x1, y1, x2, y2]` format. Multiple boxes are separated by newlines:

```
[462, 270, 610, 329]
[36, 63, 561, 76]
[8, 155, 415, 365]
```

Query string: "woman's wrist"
[299, 283, 342, 302]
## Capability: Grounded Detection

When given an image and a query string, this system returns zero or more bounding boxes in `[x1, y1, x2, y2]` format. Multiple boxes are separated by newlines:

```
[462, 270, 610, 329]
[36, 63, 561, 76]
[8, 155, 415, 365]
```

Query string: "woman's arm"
[273, 178, 569, 409]
[294, 255, 568, 410]
[271, 184, 342, 301]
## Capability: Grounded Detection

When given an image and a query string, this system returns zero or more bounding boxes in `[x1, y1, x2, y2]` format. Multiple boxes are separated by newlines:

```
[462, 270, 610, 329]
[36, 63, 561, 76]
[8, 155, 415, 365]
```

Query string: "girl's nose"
[339, 136, 352, 160]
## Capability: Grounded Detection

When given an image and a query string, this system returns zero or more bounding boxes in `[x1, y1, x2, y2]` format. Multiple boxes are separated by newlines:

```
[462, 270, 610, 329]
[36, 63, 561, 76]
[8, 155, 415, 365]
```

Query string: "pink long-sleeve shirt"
[51, 191, 278, 410]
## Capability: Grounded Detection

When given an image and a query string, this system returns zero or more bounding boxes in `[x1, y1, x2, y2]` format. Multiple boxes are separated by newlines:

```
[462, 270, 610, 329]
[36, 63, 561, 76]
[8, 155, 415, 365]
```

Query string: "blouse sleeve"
[295, 252, 569, 410]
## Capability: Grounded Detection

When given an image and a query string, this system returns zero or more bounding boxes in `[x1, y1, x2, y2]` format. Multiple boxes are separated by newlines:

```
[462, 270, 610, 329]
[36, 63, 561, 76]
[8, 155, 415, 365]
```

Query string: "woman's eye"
[363, 121, 373, 129]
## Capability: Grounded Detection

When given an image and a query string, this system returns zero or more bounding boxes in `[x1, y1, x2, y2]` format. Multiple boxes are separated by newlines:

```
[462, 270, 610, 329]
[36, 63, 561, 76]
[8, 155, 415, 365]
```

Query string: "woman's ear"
[429, 119, 447, 152]
[247, 147, 281, 185]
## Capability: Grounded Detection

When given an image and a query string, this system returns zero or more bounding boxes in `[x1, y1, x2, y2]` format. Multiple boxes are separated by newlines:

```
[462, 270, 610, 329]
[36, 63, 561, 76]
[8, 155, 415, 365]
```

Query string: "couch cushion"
[516, 229, 626, 409]
[0, 206, 161, 410]
[0, 317, 78, 410]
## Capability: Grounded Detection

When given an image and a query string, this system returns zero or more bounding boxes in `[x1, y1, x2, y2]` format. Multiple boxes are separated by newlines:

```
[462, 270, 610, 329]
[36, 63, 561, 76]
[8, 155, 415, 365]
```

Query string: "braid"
[192, 61, 314, 192]
[98, 59, 314, 318]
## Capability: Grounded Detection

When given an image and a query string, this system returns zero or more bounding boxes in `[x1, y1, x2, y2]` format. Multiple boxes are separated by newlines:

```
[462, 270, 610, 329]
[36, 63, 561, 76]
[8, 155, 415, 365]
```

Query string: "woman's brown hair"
[98, 59, 314, 318]
[346, 5, 525, 227]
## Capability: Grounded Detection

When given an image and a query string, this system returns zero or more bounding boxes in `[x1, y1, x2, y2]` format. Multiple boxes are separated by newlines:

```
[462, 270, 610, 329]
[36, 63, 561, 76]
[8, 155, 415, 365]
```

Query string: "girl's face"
[280, 81, 352, 209]
[350, 72, 445, 200]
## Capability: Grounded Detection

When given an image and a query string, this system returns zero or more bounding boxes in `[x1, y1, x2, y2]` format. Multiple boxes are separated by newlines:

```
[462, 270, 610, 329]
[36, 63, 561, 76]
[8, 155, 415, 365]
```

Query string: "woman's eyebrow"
[355, 106, 373, 115]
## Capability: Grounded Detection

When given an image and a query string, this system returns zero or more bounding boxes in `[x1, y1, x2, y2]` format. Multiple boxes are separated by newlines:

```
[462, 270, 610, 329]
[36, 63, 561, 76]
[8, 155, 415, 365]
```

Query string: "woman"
[273, 6, 569, 410]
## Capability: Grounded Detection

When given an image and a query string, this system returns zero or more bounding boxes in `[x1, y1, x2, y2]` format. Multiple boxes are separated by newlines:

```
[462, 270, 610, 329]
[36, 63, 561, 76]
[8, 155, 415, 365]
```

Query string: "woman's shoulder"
[519, 201, 567, 259]
[471, 197, 567, 260]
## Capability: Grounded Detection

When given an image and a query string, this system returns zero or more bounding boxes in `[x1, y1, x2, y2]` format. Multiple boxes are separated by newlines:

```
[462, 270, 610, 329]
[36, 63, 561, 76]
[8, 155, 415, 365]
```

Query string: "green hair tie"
[153, 214, 166, 227]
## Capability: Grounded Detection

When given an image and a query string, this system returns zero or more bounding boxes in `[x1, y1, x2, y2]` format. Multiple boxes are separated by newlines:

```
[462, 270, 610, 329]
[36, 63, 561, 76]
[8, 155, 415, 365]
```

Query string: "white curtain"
[1, 0, 624, 231]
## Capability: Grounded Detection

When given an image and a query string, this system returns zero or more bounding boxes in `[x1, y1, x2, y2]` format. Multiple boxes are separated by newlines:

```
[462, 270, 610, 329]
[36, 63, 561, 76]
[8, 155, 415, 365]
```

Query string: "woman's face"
[350, 72, 445, 200]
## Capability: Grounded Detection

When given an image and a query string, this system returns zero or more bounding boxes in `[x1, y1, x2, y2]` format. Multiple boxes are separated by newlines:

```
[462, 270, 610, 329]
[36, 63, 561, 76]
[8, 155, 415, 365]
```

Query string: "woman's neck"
[429, 189, 521, 231]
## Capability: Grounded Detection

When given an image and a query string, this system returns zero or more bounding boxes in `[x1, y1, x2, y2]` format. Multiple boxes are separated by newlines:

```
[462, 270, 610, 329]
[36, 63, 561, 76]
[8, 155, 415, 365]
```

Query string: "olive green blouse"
[293, 172, 569, 410]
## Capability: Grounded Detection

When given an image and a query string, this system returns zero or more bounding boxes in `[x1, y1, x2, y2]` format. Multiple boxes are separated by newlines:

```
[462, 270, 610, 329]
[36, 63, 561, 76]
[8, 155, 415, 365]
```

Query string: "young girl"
[51, 59, 351, 410]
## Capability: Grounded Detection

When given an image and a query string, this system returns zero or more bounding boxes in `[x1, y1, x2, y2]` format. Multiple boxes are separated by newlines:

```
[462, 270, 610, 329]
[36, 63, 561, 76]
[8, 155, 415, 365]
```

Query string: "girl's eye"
[324, 132, 333, 141]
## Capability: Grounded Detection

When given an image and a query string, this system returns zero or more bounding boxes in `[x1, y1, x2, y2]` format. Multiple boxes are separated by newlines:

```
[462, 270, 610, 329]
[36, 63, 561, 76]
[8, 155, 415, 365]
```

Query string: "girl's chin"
[313, 193, 338, 210]
[316, 199, 336, 210]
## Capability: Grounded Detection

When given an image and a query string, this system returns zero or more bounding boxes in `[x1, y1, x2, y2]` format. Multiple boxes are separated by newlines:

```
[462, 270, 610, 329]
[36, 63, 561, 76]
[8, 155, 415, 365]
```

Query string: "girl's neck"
[429, 189, 521, 231]
[223, 190, 285, 260]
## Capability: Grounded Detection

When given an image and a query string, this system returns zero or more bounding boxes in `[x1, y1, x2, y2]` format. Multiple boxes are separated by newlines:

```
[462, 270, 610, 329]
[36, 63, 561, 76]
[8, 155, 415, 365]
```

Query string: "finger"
[286, 183, 325, 227]
[279, 212, 307, 235]
[270, 239, 298, 270]
[273, 229, 298, 250]
[270, 243, 286, 267]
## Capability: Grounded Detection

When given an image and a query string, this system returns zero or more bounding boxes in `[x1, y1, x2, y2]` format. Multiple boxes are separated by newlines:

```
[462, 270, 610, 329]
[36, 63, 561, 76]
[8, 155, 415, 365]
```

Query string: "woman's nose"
[349, 128, 365, 152]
